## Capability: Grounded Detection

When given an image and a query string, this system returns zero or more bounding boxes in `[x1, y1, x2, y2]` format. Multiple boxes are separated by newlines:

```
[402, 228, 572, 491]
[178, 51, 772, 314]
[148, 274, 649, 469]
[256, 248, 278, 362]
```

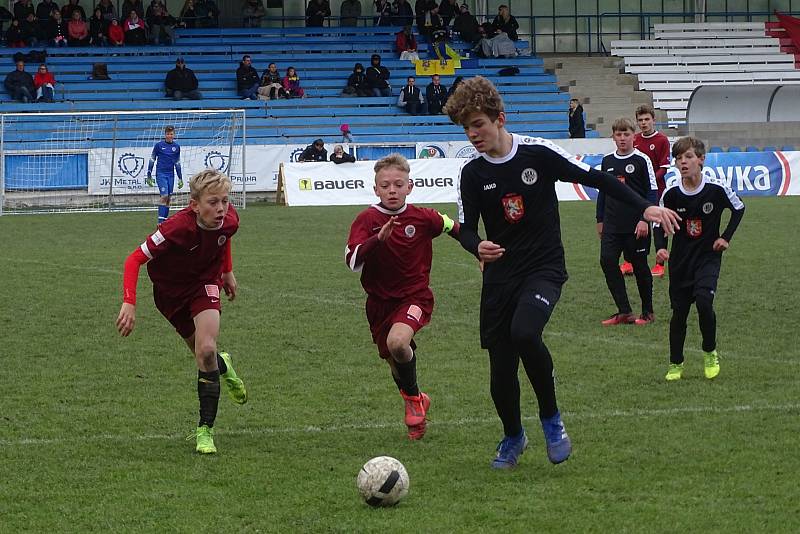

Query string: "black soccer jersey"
[596, 149, 658, 234]
[654, 176, 745, 283]
[458, 134, 652, 284]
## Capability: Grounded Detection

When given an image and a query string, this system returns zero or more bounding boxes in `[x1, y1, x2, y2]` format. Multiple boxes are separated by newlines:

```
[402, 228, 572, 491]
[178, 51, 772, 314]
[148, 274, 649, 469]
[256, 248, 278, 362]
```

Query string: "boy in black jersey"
[596, 118, 658, 326]
[654, 137, 745, 381]
[444, 77, 681, 469]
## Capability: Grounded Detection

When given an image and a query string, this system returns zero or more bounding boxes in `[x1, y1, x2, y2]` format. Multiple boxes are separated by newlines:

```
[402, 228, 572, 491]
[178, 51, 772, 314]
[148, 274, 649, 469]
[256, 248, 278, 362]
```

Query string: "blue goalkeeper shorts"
[156, 174, 175, 196]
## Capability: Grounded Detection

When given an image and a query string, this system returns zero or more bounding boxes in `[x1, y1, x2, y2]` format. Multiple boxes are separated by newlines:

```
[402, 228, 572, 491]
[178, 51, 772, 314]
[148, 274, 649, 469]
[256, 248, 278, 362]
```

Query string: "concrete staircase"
[543, 55, 671, 137]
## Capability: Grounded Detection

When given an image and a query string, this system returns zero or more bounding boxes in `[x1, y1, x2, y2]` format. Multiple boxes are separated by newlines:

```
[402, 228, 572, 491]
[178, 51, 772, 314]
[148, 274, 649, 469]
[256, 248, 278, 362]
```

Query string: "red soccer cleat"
[651, 263, 665, 277]
[401, 391, 430, 440]
[601, 313, 636, 326]
[620, 262, 634, 275]
[634, 313, 655, 325]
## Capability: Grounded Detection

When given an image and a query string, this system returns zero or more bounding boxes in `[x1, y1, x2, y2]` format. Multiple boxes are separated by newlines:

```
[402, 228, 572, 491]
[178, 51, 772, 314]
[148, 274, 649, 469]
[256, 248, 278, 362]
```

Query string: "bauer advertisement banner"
[282, 159, 463, 206]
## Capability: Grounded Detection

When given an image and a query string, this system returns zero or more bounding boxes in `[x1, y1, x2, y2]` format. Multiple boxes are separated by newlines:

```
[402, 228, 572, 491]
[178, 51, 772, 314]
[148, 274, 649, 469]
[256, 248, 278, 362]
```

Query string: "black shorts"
[479, 275, 563, 349]
[601, 231, 650, 261]
[669, 257, 721, 309]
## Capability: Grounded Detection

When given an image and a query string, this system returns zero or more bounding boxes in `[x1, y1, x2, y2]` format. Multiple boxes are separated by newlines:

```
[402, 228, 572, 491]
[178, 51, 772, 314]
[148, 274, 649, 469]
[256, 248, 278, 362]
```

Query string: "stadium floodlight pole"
[108, 117, 118, 211]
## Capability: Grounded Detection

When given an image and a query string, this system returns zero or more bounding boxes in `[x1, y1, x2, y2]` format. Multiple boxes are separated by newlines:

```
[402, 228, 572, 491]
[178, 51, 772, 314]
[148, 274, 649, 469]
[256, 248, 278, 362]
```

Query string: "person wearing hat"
[299, 139, 328, 162]
[340, 123, 354, 143]
[165, 57, 201, 100]
[107, 16, 124, 45]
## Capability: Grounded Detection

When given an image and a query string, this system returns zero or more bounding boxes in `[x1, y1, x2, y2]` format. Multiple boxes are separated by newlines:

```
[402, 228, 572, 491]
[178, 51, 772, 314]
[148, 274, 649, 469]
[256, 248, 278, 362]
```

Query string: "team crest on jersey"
[625, 164, 635, 173]
[702, 202, 714, 214]
[171, 146, 177, 152]
[650, 143, 655, 151]
[521, 168, 538, 185]
[501, 193, 525, 223]
[218, 235, 227, 246]
[404, 224, 416, 238]
[686, 218, 703, 238]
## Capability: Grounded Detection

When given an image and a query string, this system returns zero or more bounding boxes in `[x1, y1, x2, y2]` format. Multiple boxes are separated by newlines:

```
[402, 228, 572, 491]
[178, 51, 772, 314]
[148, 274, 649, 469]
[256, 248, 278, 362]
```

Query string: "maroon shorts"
[153, 283, 222, 339]
[365, 296, 433, 359]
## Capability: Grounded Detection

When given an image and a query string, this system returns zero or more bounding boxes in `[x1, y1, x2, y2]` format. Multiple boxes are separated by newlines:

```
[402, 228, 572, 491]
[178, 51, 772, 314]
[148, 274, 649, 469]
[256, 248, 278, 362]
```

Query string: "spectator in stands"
[340, 0, 361, 27]
[305, 0, 330, 27]
[426, 74, 447, 114]
[46, 9, 68, 46]
[446, 74, 462, 100]
[165, 57, 201, 100]
[340, 123, 354, 142]
[178, 0, 196, 27]
[568, 98, 585, 139]
[236, 54, 260, 100]
[474, 20, 516, 58]
[14, 0, 35, 21]
[33, 63, 55, 102]
[145, 0, 162, 19]
[193, 0, 219, 28]
[299, 139, 327, 162]
[342, 62, 370, 97]
[107, 16, 124, 45]
[97, 0, 115, 22]
[4, 60, 35, 103]
[415, 0, 441, 39]
[392, 0, 413, 27]
[89, 7, 107, 45]
[453, 3, 479, 45]
[397, 76, 424, 115]
[395, 25, 418, 60]
[438, 0, 457, 27]
[366, 53, 391, 97]
[147, 3, 176, 45]
[258, 62, 286, 100]
[22, 12, 42, 46]
[67, 9, 89, 45]
[373, 0, 391, 26]
[6, 18, 27, 47]
[492, 4, 518, 41]
[121, 0, 144, 19]
[282, 66, 305, 98]
[123, 9, 146, 45]
[242, 0, 265, 28]
[60, 0, 85, 22]
[330, 145, 356, 164]
[36, 0, 58, 23]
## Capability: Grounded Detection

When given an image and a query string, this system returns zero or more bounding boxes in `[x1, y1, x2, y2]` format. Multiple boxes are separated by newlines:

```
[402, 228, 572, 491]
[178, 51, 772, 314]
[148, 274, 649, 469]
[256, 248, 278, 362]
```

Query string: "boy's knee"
[195, 342, 217, 368]
[695, 289, 715, 312]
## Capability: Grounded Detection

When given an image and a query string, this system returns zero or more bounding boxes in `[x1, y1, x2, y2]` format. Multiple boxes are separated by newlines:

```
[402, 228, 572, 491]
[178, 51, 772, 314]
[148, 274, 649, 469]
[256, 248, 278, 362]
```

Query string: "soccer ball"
[356, 456, 409, 507]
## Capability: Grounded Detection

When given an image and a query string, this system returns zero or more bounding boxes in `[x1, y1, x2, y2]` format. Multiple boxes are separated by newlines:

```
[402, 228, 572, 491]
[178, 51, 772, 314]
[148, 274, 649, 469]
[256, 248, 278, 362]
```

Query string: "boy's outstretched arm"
[116, 247, 149, 337]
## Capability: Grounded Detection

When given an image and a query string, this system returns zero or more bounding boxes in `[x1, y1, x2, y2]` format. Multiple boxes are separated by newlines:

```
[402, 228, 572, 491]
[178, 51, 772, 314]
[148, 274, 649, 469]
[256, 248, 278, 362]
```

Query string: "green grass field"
[1, 197, 798, 532]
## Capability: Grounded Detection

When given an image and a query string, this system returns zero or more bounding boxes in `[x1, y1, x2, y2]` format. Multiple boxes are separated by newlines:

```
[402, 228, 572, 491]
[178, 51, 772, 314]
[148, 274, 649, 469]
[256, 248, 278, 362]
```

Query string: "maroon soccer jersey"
[345, 203, 445, 301]
[634, 131, 671, 192]
[141, 205, 239, 299]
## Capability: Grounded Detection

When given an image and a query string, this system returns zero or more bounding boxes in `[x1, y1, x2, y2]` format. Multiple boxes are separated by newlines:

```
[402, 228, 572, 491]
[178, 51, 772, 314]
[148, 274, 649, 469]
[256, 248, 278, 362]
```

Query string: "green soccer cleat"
[219, 352, 247, 405]
[704, 350, 720, 380]
[188, 425, 217, 454]
[665, 363, 684, 381]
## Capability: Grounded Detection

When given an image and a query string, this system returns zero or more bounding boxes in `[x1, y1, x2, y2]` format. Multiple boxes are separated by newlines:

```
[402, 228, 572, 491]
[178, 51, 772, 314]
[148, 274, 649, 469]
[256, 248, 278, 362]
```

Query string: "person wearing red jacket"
[107, 17, 124, 45]
[33, 63, 56, 102]
[395, 24, 417, 59]
[123, 9, 146, 45]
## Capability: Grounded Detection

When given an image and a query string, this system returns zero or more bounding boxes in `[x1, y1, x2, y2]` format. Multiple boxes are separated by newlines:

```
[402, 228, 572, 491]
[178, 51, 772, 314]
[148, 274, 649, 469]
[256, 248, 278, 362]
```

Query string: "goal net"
[0, 109, 246, 215]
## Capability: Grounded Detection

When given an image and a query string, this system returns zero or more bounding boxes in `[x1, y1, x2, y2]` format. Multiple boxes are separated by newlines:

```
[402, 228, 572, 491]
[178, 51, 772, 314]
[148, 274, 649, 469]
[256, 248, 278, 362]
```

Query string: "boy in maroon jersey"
[116, 169, 247, 455]
[345, 154, 459, 440]
[633, 104, 671, 278]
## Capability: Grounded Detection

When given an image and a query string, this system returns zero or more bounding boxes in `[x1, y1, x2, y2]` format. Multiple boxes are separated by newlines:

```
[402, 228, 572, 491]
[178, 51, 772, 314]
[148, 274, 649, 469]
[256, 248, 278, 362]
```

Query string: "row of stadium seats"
[611, 22, 800, 124]
[0, 26, 589, 146]
[708, 145, 795, 152]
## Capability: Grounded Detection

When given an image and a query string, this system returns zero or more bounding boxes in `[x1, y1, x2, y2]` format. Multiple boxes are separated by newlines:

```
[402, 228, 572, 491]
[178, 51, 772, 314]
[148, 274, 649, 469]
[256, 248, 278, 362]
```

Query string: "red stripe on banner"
[775, 151, 792, 196]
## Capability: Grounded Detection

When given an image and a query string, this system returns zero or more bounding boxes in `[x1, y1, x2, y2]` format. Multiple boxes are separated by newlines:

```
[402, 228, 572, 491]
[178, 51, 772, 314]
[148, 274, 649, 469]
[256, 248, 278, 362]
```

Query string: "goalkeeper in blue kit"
[147, 125, 183, 225]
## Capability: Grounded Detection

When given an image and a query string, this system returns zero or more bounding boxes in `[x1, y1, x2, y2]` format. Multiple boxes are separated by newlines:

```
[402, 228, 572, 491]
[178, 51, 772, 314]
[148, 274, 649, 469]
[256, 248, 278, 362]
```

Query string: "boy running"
[596, 117, 658, 326]
[345, 154, 459, 440]
[147, 125, 184, 225]
[444, 77, 680, 468]
[116, 169, 247, 454]
[655, 137, 745, 381]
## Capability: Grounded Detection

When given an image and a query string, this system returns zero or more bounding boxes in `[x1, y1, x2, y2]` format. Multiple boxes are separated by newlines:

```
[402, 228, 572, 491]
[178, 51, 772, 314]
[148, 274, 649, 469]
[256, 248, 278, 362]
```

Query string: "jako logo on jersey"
[455, 145, 477, 158]
[118, 153, 145, 178]
[404, 225, 416, 238]
[204, 150, 229, 172]
[413, 177, 453, 188]
[299, 179, 312, 191]
[521, 168, 538, 185]
[484, 183, 497, 190]
[663, 151, 792, 196]
[418, 145, 446, 159]
[502, 193, 524, 223]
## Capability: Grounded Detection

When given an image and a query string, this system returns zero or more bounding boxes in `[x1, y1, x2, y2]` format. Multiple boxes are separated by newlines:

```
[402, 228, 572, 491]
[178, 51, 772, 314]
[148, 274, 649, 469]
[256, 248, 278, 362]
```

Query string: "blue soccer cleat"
[491, 429, 528, 469]
[541, 412, 572, 464]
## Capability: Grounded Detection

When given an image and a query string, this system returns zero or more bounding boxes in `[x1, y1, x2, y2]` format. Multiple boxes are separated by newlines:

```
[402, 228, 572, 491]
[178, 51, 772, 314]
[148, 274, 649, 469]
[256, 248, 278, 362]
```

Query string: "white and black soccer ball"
[356, 456, 409, 507]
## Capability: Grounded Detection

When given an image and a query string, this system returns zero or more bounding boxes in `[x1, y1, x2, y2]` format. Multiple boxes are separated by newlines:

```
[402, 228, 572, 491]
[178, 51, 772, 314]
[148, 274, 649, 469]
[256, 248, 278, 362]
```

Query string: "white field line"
[2, 402, 798, 447]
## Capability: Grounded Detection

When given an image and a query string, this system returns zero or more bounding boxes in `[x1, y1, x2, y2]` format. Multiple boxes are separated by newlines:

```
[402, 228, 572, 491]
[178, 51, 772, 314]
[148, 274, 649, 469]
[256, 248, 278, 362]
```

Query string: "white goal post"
[0, 109, 246, 215]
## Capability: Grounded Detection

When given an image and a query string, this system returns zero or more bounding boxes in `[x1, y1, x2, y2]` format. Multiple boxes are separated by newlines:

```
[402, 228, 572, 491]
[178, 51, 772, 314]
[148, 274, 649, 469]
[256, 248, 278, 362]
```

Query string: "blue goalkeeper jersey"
[148, 140, 182, 179]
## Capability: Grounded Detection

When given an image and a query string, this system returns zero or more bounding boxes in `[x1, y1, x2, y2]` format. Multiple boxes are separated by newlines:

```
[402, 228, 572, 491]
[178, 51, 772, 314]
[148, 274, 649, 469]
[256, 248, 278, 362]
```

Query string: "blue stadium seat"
[745, 146, 760, 152]
[727, 146, 742, 152]
[762, 146, 777, 152]
[781, 145, 795, 151]
[709, 146, 723, 152]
